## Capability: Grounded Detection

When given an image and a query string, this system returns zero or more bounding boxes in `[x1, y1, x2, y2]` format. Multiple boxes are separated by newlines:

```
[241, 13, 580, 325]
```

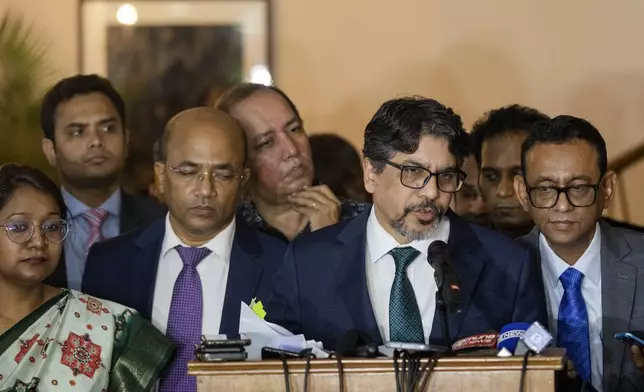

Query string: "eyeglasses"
[167, 165, 244, 185]
[524, 181, 600, 209]
[0, 219, 70, 244]
[382, 160, 466, 193]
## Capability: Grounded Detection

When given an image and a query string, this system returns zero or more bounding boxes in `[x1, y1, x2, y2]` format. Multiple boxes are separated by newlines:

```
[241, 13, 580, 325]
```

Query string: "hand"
[631, 345, 644, 371]
[287, 185, 341, 231]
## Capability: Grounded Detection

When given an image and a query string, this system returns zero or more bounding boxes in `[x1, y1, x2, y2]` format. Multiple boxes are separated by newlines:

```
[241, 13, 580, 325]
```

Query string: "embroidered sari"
[0, 290, 175, 392]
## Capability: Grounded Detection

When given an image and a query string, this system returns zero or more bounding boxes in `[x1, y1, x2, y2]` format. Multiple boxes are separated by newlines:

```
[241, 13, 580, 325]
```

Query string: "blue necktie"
[389, 247, 424, 343]
[558, 267, 591, 383]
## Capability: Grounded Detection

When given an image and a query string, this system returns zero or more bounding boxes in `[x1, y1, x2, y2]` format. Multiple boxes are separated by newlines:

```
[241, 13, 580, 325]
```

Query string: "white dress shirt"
[539, 223, 603, 391]
[152, 214, 236, 335]
[365, 207, 450, 344]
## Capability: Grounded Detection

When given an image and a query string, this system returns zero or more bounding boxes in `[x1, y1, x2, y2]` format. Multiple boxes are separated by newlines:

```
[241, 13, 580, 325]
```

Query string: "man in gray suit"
[514, 115, 644, 392]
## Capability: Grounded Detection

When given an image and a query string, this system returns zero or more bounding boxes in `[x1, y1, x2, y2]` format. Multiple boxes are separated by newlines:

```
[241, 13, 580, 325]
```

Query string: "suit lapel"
[132, 219, 165, 320]
[429, 211, 485, 343]
[335, 209, 381, 343]
[599, 221, 636, 392]
[521, 227, 546, 286]
[219, 221, 263, 336]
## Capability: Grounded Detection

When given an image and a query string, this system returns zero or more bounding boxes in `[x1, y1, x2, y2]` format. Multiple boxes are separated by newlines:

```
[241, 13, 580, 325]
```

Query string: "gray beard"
[391, 214, 442, 241]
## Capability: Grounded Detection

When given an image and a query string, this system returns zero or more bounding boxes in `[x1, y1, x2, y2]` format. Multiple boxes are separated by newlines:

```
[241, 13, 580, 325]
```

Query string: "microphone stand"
[435, 289, 451, 351]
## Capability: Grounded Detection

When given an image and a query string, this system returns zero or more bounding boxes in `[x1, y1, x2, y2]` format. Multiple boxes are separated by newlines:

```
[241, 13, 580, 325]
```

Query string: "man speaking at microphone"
[264, 96, 547, 349]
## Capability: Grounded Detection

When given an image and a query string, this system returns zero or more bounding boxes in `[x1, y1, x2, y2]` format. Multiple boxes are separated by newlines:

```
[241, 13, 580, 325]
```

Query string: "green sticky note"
[251, 300, 266, 320]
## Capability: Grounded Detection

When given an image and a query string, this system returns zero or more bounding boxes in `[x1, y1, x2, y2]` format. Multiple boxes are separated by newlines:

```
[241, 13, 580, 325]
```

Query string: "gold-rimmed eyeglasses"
[167, 165, 245, 185]
[0, 219, 70, 244]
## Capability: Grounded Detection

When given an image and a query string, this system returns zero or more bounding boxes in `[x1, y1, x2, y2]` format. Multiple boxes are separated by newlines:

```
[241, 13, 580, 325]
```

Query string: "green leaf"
[0, 10, 55, 179]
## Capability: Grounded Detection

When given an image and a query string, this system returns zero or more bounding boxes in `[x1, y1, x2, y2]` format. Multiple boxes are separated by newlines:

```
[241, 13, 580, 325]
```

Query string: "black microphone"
[334, 329, 380, 357]
[427, 240, 463, 313]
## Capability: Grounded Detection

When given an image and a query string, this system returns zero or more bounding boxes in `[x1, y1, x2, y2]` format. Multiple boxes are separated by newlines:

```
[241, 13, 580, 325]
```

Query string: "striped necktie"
[82, 208, 108, 252]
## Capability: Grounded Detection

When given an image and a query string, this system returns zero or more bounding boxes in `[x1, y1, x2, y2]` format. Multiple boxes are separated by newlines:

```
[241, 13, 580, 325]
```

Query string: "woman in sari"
[0, 164, 175, 391]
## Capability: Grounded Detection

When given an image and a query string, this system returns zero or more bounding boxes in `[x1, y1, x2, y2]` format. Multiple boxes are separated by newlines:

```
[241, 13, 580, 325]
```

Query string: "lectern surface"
[189, 349, 565, 392]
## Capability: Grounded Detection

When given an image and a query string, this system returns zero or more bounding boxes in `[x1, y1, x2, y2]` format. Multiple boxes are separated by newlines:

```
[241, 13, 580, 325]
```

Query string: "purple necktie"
[159, 246, 212, 392]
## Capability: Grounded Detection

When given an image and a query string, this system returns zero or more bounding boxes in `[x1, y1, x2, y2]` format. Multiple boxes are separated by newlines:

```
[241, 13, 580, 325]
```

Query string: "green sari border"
[0, 289, 68, 356]
[108, 314, 176, 392]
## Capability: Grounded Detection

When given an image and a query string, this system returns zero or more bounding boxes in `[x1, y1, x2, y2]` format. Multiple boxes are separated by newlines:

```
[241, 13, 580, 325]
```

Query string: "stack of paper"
[238, 302, 329, 360]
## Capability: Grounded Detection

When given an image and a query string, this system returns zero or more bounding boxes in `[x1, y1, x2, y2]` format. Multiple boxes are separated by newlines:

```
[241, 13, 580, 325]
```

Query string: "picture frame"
[79, 0, 273, 83]
[78, 0, 273, 195]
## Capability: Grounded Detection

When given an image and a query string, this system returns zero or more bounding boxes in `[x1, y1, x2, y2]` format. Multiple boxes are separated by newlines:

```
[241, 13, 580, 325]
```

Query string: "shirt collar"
[161, 213, 236, 264]
[539, 222, 602, 286]
[366, 206, 451, 263]
[61, 188, 121, 218]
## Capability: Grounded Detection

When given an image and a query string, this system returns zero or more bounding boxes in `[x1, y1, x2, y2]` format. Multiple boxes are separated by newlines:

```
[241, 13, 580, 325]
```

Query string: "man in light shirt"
[265, 96, 547, 349]
[515, 115, 644, 392]
[40, 74, 165, 289]
[83, 108, 283, 391]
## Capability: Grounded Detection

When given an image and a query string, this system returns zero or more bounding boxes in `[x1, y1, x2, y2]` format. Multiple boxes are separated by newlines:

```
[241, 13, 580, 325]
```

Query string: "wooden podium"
[188, 349, 565, 392]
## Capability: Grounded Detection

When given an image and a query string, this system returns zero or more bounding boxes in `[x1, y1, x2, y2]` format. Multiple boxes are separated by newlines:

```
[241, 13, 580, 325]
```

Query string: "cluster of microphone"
[451, 321, 553, 357]
[427, 241, 554, 359]
[335, 320, 553, 359]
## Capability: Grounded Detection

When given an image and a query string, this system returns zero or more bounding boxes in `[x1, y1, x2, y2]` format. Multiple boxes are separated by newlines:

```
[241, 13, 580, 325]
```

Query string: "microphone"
[497, 322, 553, 356]
[519, 321, 553, 354]
[497, 322, 531, 355]
[451, 331, 499, 355]
[427, 241, 463, 312]
[335, 329, 379, 357]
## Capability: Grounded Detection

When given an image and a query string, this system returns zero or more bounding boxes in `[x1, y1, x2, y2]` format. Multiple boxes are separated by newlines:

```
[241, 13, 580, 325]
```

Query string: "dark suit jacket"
[45, 191, 166, 288]
[81, 218, 284, 336]
[519, 221, 644, 392]
[264, 208, 548, 350]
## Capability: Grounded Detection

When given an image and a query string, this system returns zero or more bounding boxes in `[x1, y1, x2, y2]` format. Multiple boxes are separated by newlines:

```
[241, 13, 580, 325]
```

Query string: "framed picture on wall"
[79, 0, 272, 193]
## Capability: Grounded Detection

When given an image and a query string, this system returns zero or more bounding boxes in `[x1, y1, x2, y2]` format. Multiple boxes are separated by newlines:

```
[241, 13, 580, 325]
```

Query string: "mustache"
[403, 200, 445, 216]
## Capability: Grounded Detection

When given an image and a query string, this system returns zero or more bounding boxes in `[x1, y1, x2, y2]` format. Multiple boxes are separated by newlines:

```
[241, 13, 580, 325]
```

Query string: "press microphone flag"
[451, 331, 499, 352]
[497, 322, 531, 354]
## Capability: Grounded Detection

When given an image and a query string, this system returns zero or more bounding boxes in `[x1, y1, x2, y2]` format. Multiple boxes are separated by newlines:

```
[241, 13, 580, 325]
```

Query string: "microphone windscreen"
[497, 323, 531, 354]
[451, 331, 499, 352]
[427, 240, 448, 260]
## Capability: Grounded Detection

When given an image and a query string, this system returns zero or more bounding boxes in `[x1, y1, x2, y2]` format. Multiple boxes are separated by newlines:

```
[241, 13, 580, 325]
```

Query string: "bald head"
[154, 107, 250, 246]
[158, 107, 247, 164]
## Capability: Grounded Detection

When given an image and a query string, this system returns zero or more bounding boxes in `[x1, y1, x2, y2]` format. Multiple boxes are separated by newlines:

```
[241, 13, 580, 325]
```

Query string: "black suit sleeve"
[264, 242, 303, 335]
[82, 245, 107, 299]
[512, 247, 549, 329]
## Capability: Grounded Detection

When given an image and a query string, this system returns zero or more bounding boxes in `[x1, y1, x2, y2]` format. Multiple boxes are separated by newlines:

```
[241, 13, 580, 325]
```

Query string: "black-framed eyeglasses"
[0, 218, 70, 244]
[524, 180, 600, 209]
[382, 160, 466, 193]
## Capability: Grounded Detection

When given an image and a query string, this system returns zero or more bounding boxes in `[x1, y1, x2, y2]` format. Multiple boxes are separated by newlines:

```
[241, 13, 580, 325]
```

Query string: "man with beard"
[264, 97, 547, 349]
[40, 75, 165, 290]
